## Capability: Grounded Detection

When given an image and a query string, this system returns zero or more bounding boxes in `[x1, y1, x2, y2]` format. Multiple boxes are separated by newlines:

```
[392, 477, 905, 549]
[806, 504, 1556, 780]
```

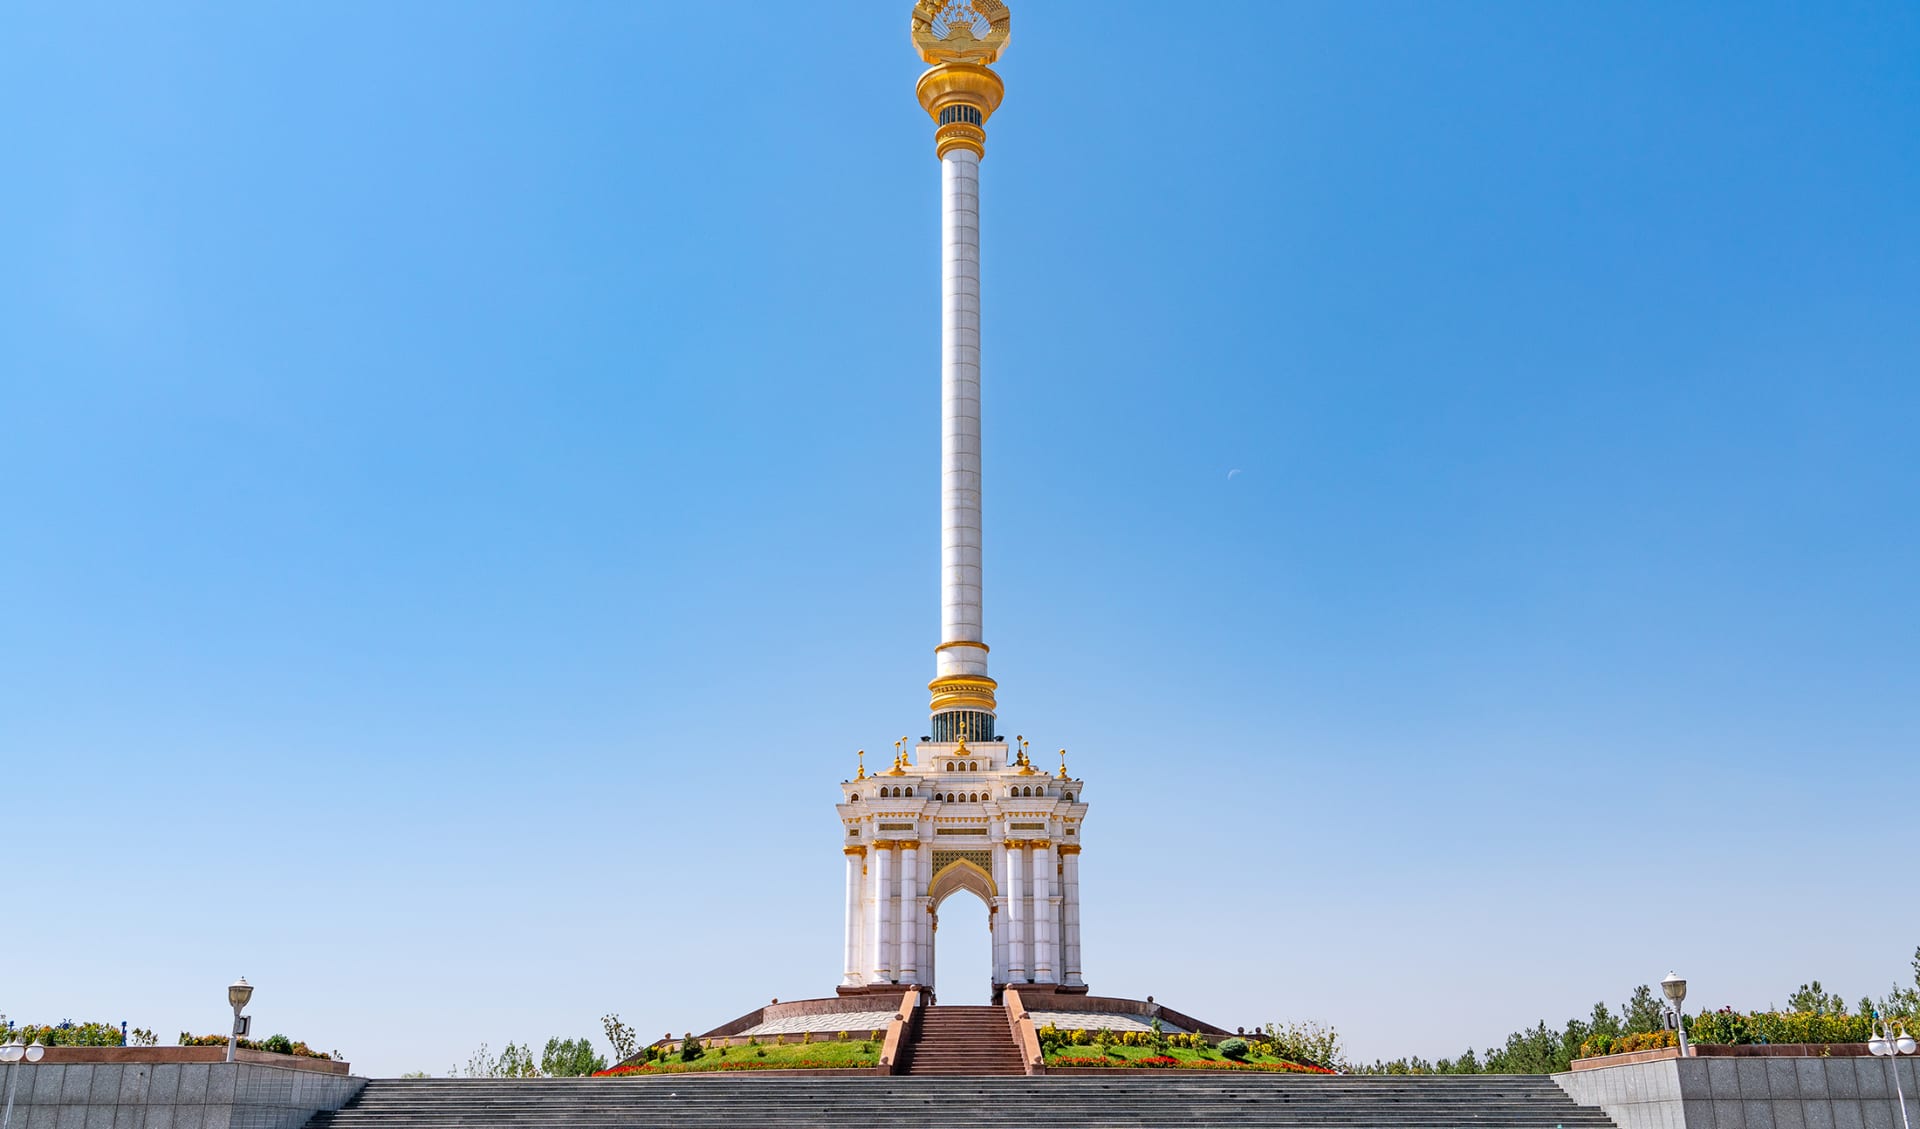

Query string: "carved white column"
[898, 842, 919, 982]
[937, 148, 987, 680]
[1061, 847, 1084, 985]
[919, 840, 934, 987]
[1004, 840, 1027, 982]
[1031, 840, 1055, 983]
[843, 847, 865, 987]
[873, 842, 895, 982]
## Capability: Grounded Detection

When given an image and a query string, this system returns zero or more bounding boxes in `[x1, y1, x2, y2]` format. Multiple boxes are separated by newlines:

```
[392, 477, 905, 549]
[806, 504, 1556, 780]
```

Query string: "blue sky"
[3, 1, 1916, 1076]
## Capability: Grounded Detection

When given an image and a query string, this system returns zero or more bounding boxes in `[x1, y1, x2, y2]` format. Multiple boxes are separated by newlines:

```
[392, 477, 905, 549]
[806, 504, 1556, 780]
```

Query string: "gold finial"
[955, 713, 970, 754]
[856, 750, 866, 780]
[1058, 748, 1068, 779]
[911, 0, 1011, 66]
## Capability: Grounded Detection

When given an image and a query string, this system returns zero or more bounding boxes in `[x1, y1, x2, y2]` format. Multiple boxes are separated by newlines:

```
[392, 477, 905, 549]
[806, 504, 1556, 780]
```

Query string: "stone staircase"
[902, 1005, 1025, 1076]
[302, 1074, 1619, 1127]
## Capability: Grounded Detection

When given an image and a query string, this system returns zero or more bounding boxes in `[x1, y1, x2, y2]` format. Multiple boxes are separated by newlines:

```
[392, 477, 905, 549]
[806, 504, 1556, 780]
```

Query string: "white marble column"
[937, 148, 989, 683]
[873, 843, 895, 982]
[843, 848, 864, 987]
[898, 844, 919, 982]
[918, 841, 934, 985]
[1004, 841, 1027, 982]
[990, 836, 1009, 984]
[1062, 849, 1084, 985]
[1031, 840, 1055, 983]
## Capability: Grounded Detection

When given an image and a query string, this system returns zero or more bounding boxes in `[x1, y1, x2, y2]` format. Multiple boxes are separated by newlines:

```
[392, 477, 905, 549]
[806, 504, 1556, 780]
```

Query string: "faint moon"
[1227, 468, 1243, 480]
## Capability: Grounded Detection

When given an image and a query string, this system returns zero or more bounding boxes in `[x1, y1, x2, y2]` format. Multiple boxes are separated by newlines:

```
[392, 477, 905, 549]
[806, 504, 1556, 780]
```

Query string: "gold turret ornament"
[911, 1, 1010, 160]
[856, 750, 866, 780]
[1058, 748, 1069, 780]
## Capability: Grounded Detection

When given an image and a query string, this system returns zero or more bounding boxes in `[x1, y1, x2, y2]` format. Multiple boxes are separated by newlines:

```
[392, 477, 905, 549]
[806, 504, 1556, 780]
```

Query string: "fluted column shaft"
[873, 844, 895, 982]
[1004, 840, 1026, 981]
[843, 850, 864, 987]
[937, 149, 988, 682]
[1031, 840, 1055, 982]
[1062, 849, 1084, 985]
[898, 844, 920, 982]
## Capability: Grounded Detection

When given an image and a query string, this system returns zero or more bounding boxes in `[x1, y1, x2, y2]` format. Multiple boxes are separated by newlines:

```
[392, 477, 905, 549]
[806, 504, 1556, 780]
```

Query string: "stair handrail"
[877, 988, 922, 1076]
[1002, 987, 1047, 1076]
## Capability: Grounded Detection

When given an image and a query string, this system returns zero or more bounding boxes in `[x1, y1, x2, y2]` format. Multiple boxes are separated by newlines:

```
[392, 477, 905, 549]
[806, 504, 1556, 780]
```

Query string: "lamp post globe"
[22, 1044, 39, 1066]
[0, 1039, 20, 1065]
[1661, 971, 1687, 1005]
[1898, 1028, 1918, 1057]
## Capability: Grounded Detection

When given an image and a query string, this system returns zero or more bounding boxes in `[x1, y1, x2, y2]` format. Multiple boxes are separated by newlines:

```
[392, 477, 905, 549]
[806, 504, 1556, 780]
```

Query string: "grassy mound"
[596, 1039, 880, 1076]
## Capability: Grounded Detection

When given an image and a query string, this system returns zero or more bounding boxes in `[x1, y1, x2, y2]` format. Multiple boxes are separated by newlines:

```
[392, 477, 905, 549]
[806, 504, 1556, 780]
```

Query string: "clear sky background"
[4, 1, 1917, 1077]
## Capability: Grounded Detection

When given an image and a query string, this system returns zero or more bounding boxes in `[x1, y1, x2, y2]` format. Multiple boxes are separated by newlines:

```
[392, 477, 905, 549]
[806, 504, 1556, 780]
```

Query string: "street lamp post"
[227, 977, 254, 1064]
[1661, 971, 1690, 1056]
[1, 1036, 48, 1129]
[1868, 1014, 1916, 1129]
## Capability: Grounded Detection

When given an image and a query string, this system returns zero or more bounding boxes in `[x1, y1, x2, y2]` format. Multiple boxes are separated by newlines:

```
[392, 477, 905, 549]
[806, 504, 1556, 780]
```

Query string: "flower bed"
[1045, 1046, 1335, 1073]
[594, 1039, 880, 1076]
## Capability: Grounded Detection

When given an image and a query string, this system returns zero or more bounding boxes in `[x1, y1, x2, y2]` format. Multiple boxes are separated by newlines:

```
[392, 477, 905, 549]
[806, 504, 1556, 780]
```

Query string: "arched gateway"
[835, 0, 1088, 1004]
[837, 735, 1087, 999]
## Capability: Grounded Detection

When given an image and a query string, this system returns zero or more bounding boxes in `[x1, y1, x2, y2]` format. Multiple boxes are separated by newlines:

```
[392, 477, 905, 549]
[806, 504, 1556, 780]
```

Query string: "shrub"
[680, 1035, 703, 1063]
[800, 1031, 813, 1045]
[1150, 1017, 1169, 1053]
[838, 1030, 850, 1042]
[1071, 1028, 1090, 1046]
[1094, 1028, 1115, 1049]
[1580, 1029, 1679, 1058]
[1219, 1038, 1250, 1061]
[177, 1033, 333, 1060]
[755, 1048, 767, 1058]
[1262, 1021, 1345, 1071]
[871, 1029, 883, 1042]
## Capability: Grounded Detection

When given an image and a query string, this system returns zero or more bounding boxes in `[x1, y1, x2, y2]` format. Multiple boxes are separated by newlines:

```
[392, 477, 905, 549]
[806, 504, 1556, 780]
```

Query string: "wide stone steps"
[303, 1074, 1619, 1128]
[903, 1006, 1024, 1076]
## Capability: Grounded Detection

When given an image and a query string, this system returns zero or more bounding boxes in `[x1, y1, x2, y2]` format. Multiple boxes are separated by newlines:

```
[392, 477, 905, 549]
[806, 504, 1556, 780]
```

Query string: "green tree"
[1786, 981, 1847, 1016]
[496, 1042, 540, 1077]
[1621, 985, 1664, 1034]
[541, 1037, 606, 1077]
[601, 1014, 640, 1064]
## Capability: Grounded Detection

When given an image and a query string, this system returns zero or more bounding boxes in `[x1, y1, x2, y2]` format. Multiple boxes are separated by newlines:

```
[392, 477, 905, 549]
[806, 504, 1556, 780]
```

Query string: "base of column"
[994, 981, 1089, 1000]
[835, 983, 923, 998]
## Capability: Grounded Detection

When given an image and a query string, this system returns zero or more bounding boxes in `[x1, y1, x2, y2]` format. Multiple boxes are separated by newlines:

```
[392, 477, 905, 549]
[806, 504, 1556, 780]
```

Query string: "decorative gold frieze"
[936, 826, 987, 835]
[928, 673, 998, 713]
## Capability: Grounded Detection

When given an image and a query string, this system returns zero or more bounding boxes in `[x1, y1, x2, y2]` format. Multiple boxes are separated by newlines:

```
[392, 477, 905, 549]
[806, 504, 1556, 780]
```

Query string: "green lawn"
[597, 1039, 881, 1076]
[1044, 1042, 1332, 1073]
